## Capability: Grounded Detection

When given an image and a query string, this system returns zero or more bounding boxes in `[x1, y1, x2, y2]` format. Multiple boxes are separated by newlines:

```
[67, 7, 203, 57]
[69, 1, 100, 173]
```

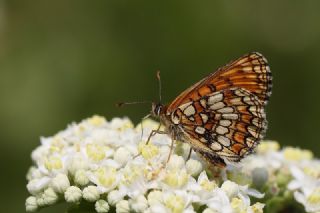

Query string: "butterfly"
[150, 52, 272, 168]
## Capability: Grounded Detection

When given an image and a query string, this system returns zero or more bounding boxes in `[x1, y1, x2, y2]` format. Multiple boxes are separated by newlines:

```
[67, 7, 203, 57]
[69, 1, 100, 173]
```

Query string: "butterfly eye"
[152, 103, 163, 117]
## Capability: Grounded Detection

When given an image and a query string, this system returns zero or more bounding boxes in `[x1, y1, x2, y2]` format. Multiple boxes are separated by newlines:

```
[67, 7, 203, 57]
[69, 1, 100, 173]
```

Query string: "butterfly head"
[151, 102, 164, 117]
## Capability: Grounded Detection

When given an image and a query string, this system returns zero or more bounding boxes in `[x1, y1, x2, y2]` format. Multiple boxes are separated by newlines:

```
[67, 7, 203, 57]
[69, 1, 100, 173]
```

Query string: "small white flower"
[114, 147, 132, 166]
[206, 188, 233, 213]
[26, 167, 42, 181]
[116, 200, 130, 213]
[36, 196, 46, 207]
[27, 177, 51, 195]
[147, 190, 163, 206]
[221, 180, 240, 198]
[65, 186, 82, 203]
[248, 202, 265, 213]
[42, 187, 58, 205]
[108, 190, 125, 206]
[25, 196, 38, 212]
[130, 195, 149, 212]
[162, 191, 192, 213]
[74, 169, 89, 186]
[202, 208, 218, 213]
[162, 168, 190, 189]
[186, 159, 203, 177]
[68, 154, 89, 176]
[166, 155, 185, 170]
[95, 199, 110, 213]
[294, 187, 320, 212]
[88, 166, 119, 193]
[83, 185, 100, 202]
[26, 116, 320, 213]
[51, 173, 70, 193]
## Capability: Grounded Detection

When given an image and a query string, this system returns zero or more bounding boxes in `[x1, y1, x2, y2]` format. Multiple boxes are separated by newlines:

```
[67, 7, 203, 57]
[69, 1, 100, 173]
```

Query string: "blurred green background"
[1, 1, 320, 212]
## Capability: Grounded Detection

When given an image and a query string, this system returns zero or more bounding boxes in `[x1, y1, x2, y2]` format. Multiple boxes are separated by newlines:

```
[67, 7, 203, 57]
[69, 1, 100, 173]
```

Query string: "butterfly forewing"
[167, 52, 272, 113]
[161, 52, 272, 168]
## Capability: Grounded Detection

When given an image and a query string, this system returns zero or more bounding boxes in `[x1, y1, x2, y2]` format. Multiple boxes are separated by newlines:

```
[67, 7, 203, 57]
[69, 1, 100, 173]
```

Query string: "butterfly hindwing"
[174, 88, 267, 163]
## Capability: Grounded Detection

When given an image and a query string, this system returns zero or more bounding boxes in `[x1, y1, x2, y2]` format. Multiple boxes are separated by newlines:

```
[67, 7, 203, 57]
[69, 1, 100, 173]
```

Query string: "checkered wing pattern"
[165, 52, 272, 167]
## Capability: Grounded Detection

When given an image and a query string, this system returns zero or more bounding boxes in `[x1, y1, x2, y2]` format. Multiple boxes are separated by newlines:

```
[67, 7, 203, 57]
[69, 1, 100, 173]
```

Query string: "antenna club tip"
[156, 70, 161, 80]
[116, 102, 124, 107]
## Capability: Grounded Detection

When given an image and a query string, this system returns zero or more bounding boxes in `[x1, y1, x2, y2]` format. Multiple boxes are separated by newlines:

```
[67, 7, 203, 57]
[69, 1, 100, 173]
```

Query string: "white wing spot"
[171, 112, 180, 124]
[243, 96, 254, 105]
[254, 66, 262, 73]
[242, 66, 252, 72]
[217, 107, 234, 113]
[179, 102, 192, 111]
[216, 126, 228, 135]
[208, 93, 223, 105]
[252, 118, 261, 127]
[219, 120, 232, 127]
[184, 105, 196, 116]
[217, 135, 231, 146]
[222, 113, 239, 120]
[234, 89, 247, 97]
[211, 142, 222, 151]
[248, 126, 259, 138]
[195, 126, 206, 134]
[200, 99, 207, 108]
[200, 113, 208, 124]
[210, 102, 225, 110]
[200, 137, 208, 143]
[230, 97, 243, 105]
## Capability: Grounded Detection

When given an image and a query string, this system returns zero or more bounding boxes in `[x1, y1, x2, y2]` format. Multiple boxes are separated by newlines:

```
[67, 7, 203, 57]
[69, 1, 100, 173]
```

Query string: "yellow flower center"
[307, 188, 320, 205]
[283, 147, 313, 161]
[44, 156, 63, 170]
[163, 170, 189, 188]
[200, 179, 217, 191]
[250, 202, 264, 213]
[49, 136, 64, 153]
[87, 115, 106, 126]
[96, 167, 117, 187]
[86, 144, 108, 161]
[138, 142, 159, 160]
[231, 198, 246, 213]
[257, 141, 280, 154]
[164, 194, 185, 213]
[122, 165, 143, 186]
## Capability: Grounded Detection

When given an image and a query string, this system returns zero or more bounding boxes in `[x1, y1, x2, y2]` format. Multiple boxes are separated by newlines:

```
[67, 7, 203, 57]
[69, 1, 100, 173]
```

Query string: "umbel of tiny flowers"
[25, 115, 320, 213]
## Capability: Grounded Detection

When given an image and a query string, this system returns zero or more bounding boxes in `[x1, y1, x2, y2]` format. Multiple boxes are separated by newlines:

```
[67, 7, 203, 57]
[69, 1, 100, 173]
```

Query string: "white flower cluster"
[240, 141, 320, 212]
[25, 116, 320, 213]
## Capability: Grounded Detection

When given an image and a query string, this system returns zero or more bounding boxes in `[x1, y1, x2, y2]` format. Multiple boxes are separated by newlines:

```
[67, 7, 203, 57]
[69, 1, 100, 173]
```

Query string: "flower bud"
[83, 186, 100, 202]
[25, 196, 38, 212]
[116, 200, 130, 213]
[65, 186, 82, 203]
[95, 199, 110, 213]
[252, 167, 268, 189]
[51, 174, 70, 193]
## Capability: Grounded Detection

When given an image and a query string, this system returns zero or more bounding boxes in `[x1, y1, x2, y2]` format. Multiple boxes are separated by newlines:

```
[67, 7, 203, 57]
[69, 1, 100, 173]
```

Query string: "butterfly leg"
[166, 137, 175, 163]
[186, 147, 192, 160]
[146, 124, 166, 145]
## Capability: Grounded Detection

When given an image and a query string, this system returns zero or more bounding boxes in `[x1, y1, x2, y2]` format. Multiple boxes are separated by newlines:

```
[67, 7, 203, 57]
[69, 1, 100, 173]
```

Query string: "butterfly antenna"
[116, 101, 152, 107]
[156, 70, 162, 103]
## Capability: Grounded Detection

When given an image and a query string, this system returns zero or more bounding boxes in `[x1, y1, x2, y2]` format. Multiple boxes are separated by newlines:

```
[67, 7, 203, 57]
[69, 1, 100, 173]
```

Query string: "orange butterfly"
[149, 52, 272, 168]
